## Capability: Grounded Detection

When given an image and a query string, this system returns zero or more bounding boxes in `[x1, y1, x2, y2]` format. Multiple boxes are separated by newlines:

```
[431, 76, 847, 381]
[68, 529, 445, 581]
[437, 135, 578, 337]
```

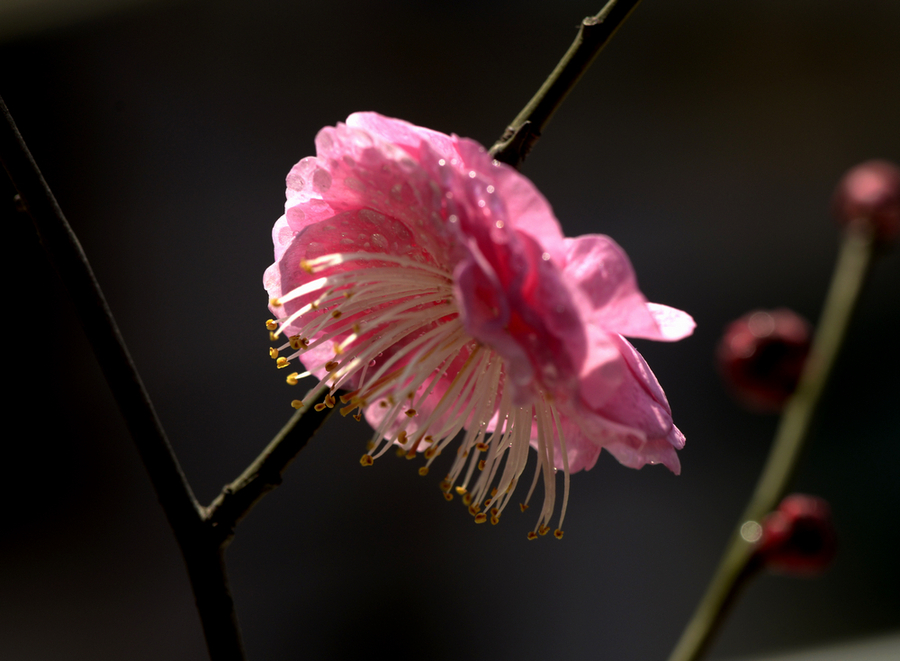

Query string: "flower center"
[268, 250, 569, 538]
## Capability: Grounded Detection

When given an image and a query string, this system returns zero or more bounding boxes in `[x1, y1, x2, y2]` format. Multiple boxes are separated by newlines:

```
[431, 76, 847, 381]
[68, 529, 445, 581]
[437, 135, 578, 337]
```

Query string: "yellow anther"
[468, 504, 480, 516]
[404, 408, 417, 417]
[483, 498, 492, 507]
[395, 447, 405, 457]
[360, 454, 374, 467]
[353, 413, 362, 421]
[519, 503, 529, 512]
[270, 297, 282, 307]
[266, 319, 278, 331]
[333, 341, 343, 355]
[477, 460, 486, 471]
[455, 486, 467, 495]
[300, 259, 313, 274]
[331, 310, 342, 319]
[490, 488, 498, 497]
[474, 513, 487, 524]
[526, 531, 538, 540]
[289, 335, 304, 350]
[379, 401, 388, 408]
[539, 525, 550, 536]
[286, 372, 300, 385]
[314, 403, 327, 411]
[269, 331, 277, 342]
[490, 516, 499, 525]
[397, 430, 407, 444]
[443, 492, 453, 501]
[490, 507, 499, 517]
[290, 400, 303, 409]
[554, 529, 564, 540]
[423, 447, 436, 459]
[343, 291, 353, 299]
[366, 441, 376, 450]
[276, 357, 290, 369]
[439, 479, 451, 492]
[269, 347, 279, 359]
[324, 394, 336, 408]
[418, 466, 429, 476]
[476, 442, 489, 452]
[462, 493, 473, 506]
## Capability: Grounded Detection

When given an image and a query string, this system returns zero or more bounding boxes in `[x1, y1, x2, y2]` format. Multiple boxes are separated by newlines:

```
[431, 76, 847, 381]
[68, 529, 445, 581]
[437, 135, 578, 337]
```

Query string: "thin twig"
[489, 0, 642, 168]
[206, 394, 335, 543]
[666, 224, 877, 661]
[0, 95, 246, 661]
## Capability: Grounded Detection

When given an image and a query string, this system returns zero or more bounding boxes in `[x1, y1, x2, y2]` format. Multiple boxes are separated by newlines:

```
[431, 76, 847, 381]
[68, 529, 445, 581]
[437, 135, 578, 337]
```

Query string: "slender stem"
[0, 95, 246, 661]
[206, 393, 335, 542]
[666, 225, 877, 661]
[489, 0, 642, 168]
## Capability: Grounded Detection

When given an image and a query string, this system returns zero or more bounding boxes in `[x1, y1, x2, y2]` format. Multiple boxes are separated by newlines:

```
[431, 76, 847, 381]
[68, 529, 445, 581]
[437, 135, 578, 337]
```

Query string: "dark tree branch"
[205, 394, 335, 546]
[0, 95, 245, 661]
[490, 0, 643, 168]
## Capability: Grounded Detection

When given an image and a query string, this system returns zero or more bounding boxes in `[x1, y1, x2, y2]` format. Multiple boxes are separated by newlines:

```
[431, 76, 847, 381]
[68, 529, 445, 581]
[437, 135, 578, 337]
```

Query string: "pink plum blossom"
[264, 113, 694, 538]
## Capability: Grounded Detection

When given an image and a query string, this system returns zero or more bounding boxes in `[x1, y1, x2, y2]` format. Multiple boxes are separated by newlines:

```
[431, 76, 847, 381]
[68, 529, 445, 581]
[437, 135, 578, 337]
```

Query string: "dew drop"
[344, 177, 366, 192]
[312, 169, 332, 192]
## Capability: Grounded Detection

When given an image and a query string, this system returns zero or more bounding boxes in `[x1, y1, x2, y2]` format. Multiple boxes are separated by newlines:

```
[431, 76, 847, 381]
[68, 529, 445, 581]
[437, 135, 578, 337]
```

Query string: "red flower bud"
[832, 159, 900, 244]
[716, 309, 811, 412]
[753, 494, 836, 576]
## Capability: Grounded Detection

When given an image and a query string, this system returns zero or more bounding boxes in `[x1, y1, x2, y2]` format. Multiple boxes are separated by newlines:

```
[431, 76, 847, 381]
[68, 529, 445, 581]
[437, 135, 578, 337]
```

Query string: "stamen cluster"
[268, 251, 569, 537]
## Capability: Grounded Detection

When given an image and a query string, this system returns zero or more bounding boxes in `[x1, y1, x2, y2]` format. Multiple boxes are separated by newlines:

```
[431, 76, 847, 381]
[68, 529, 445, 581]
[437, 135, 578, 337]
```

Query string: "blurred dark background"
[2, 1, 898, 660]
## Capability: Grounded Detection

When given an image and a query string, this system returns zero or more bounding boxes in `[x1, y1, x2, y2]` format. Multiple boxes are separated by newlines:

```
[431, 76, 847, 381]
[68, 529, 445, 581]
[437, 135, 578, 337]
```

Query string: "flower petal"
[564, 235, 695, 341]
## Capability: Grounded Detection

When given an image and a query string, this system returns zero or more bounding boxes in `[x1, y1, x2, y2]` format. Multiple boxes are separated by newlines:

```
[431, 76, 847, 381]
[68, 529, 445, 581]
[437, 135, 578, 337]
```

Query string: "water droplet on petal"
[312, 169, 332, 192]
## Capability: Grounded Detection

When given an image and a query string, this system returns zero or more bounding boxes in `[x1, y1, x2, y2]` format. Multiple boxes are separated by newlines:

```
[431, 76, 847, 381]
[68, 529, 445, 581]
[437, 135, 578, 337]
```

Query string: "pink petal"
[346, 111, 458, 164]
[603, 435, 682, 474]
[563, 235, 695, 342]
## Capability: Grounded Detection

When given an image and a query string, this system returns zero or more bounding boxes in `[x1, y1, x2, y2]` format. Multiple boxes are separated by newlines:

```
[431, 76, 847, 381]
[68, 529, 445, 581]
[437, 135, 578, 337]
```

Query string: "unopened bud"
[832, 159, 900, 244]
[717, 309, 811, 412]
[754, 494, 836, 576]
